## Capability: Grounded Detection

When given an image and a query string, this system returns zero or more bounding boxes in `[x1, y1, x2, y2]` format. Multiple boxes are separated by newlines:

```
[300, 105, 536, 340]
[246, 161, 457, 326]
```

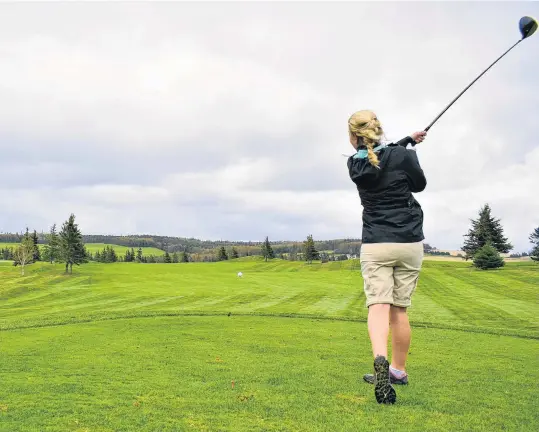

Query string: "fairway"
[1, 260, 538, 431]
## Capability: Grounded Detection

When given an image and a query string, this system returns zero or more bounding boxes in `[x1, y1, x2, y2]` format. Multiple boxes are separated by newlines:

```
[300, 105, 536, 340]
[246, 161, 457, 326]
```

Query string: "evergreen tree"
[32, 230, 41, 262]
[217, 246, 228, 261]
[136, 247, 143, 263]
[181, 252, 189, 263]
[164, 251, 172, 263]
[530, 227, 539, 262]
[303, 234, 319, 264]
[59, 214, 86, 274]
[172, 252, 179, 263]
[473, 242, 505, 270]
[530, 227, 539, 245]
[462, 204, 512, 259]
[43, 224, 60, 264]
[530, 245, 539, 262]
[1, 247, 10, 260]
[124, 248, 135, 263]
[261, 236, 275, 262]
[107, 246, 118, 263]
[231, 247, 239, 259]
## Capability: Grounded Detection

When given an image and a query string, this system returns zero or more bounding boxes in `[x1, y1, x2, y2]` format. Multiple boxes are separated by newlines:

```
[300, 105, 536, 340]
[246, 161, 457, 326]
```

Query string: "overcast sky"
[1, 1, 538, 251]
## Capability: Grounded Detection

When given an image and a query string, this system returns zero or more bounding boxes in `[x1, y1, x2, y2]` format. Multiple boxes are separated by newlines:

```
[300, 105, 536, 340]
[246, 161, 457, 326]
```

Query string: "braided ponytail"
[348, 111, 384, 168]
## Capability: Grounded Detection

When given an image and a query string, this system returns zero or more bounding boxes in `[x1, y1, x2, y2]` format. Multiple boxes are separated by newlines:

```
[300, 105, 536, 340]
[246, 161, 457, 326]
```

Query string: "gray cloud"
[0, 2, 538, 251]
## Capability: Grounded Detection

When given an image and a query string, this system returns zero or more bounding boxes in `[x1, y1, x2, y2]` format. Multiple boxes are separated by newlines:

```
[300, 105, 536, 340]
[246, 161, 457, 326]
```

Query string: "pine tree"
[530, 245, 539, 262]
[164, 251, 172, 263]
[181, 252, 189, 263]
[530, 227, 539, 262]
[32, 230, 41, 262]
[261, 236, 275, 262]
[473, 242, 505, 270]
[14, 232, 35, 275]
[172, 252, 179, 263]
[462, 204, 512, 260]
[43, 224, 60, 264]
[217, 246, 228, 261]
[59, 214, 86, 274]
[303, 234, 319, 264]
[231, 247, 239, 259]
[110, 247, 118, 263]
[530, 227, 539, 245]
[136, 247, 143, 263]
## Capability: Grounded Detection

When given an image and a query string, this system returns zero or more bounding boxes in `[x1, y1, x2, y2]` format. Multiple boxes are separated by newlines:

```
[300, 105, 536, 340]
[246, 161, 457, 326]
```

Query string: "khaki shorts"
[360, 242, 424, 308]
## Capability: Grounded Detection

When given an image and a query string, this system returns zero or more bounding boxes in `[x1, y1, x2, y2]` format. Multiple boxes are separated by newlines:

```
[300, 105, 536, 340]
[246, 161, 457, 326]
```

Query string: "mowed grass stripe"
[0, 260, 537, 338]
[414, 267, 537, 331]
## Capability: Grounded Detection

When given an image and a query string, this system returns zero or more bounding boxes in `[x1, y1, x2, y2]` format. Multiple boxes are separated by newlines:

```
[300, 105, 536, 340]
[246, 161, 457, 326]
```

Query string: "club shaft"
[424, 39, 522, 132]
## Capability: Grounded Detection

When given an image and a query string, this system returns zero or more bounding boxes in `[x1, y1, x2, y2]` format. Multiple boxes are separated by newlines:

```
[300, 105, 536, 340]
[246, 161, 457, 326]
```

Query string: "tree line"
[90, 246, 189, 264]
[0, 232, 363, 258]
[2, 204, 538, 273]
[9, 214, 86, 275]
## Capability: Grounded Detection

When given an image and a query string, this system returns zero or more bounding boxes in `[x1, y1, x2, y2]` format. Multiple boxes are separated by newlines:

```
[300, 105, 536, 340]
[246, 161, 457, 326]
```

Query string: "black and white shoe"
[373, 355, 397, 404]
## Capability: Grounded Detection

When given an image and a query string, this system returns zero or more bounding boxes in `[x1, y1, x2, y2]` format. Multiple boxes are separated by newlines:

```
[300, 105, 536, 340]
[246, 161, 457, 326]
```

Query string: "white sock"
[389, 365, 407, 378]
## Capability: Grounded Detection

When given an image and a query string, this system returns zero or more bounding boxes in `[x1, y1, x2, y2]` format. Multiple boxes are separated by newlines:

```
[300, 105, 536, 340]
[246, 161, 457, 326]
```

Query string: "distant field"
[0, 242, 165, 257]
[83, 243, 165, 256]
[0, 259, 537, 431]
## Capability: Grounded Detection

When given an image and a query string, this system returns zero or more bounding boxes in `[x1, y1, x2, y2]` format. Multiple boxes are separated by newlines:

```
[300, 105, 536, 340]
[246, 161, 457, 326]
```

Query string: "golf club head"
[519, 16, 538, 40]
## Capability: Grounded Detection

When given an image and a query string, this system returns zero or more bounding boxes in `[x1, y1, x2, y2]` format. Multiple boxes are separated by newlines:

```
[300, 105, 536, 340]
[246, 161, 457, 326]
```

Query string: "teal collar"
[352, 143, 386, 159]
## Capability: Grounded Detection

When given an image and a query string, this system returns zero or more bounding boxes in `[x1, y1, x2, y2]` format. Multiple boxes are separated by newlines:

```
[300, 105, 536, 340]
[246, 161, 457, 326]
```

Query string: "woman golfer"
[346, 110, 427, 405]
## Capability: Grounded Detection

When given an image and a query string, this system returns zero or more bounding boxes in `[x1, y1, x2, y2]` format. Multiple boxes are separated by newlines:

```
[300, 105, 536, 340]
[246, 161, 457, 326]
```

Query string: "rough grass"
[0, 259, 538, 431]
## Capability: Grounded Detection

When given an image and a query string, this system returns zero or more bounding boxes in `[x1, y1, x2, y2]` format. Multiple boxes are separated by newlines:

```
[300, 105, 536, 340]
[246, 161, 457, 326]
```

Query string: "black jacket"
[347, 137, 427, 244]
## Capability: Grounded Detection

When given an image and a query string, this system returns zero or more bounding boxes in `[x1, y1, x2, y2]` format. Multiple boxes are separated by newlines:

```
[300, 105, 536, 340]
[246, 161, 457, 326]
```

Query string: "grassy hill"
[0, 259, 537, 431]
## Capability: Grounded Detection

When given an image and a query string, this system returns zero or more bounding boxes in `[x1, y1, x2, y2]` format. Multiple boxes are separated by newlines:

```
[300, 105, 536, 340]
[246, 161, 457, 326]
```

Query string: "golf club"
[422, 16, 537, 134]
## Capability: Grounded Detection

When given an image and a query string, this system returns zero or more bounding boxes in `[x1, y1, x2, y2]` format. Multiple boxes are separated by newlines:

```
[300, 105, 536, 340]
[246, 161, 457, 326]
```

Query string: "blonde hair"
[348, 110, 384, 168]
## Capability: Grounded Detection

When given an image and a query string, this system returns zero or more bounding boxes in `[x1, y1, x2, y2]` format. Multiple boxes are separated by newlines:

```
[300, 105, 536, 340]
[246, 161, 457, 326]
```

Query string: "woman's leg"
[361, 243, 395, 359]
[361, 244, 399, 404]
[391, 241, 423, 373]
[368, 304, 391, 358]
[389, 306, 411, 371]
